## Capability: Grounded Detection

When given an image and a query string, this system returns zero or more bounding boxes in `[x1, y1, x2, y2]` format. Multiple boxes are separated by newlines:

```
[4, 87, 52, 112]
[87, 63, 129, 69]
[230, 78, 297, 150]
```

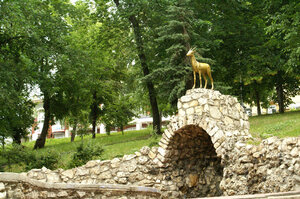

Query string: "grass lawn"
[249, 110, 300, 140]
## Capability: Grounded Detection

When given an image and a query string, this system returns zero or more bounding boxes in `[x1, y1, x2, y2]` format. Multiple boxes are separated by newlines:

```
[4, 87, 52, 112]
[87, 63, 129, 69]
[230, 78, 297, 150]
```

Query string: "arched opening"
[168, 125, 223, 198]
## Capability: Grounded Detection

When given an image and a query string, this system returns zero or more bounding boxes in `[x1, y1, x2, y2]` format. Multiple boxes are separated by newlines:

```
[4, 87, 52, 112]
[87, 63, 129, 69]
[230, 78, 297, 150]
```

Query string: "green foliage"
[25, 150, 60, 171]
[153, 0, 206, 108]
[100, 95, 136, 135]
[0, 0, 36, 144]
[0, 144, 59, 171]
[69, 142, 104, 168]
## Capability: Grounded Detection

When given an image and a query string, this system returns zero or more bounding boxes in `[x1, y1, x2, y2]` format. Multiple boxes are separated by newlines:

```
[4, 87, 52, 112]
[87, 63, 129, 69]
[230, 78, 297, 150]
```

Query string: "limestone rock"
[77, 191, 86, 198]
[148, 150, 156, 159]
[76, 168, 89, 176]
[98, 171, 112, 179]
[291, 147, 299, 157]
[47, 192, 57, 198]
[111, 158, 121, 168]
[46, 173, 60, 183]
[123, 154, 136, 161]
[0, 192, 6, 199]
[0, 183, 4, 192]
[57, 191, 68, 197]
[186, 174, 198, 187]
[140, 146, 150, 155]
[61, 170, 74, 179]
[138, 156, 149, 164]
[210, 106, 222, 119]
[181, 95, 192, 102]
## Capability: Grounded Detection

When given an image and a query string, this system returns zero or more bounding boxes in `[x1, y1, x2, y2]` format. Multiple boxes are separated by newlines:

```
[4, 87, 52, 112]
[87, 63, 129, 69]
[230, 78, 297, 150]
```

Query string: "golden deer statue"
[186, 48, 214, 89]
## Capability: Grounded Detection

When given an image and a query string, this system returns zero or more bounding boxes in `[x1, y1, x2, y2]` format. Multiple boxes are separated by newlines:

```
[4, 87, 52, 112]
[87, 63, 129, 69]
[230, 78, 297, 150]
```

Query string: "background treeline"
[1, 0, 299, 148]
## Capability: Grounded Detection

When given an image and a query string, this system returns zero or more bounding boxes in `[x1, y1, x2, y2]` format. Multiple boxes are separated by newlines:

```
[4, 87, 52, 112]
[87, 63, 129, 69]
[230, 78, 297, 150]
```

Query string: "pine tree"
[153, 0, 213, 108]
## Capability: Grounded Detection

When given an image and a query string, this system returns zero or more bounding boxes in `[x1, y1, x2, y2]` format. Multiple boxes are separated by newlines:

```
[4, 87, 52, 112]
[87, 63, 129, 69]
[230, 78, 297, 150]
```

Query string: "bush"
[0, 144, 60, 171]
[25, 149, 60, 170]
[69, 142, 104, 168]
[0, 144, 25, 171]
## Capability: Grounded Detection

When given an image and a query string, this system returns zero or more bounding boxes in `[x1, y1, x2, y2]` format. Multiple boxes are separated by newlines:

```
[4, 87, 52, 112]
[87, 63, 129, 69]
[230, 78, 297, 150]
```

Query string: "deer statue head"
[186, 47, 196, 57]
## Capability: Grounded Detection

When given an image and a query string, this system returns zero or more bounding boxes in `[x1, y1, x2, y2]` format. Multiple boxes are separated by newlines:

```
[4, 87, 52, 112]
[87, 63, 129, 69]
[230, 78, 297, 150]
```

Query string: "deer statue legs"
[193, 70, 214, 89]
[199, 71, 203, 88]
[202, 72, 207, 88]
[207, 70, 214, 89]
[192, 71, 197, 89]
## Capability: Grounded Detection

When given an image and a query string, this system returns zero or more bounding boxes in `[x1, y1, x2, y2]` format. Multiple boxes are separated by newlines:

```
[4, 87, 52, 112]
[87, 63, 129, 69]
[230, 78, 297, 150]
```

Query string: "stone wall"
[0, 173, 160, 199]
[0, 88, 299, 199]
[23, 146, 183, 198]
[221, 136, 300, 196]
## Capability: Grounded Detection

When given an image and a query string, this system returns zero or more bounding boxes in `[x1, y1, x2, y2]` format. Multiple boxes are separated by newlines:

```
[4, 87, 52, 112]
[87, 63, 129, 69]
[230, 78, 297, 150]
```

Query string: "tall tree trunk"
[121, 125, 124, 135]
[129, 15, 161, 135]
[113, 0, 161, 135]
[34, 92, 51, 149]
[254, 82, 261, 116]
[276, 71, 285, 113]
[71, 119, 77, 142]
[12, 128, 22, 145]
[91, 92, 98, 139]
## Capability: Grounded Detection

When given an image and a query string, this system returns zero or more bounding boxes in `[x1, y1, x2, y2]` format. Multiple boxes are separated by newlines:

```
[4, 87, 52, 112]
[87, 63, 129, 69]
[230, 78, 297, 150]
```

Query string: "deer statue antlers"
[186, 48, 214, 89]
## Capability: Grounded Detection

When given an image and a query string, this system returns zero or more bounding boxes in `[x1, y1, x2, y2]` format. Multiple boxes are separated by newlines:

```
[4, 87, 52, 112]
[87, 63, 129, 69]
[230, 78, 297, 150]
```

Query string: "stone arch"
[156, 88, 251, 197]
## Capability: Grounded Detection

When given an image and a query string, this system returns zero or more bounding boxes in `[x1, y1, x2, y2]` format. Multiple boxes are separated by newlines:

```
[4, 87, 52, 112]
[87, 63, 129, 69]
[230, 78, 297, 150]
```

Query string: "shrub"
[69, 142, 104, 168]
[0, 144, 25, 171]
[0, 144, 60, 171]
[25, 149, 60, 170]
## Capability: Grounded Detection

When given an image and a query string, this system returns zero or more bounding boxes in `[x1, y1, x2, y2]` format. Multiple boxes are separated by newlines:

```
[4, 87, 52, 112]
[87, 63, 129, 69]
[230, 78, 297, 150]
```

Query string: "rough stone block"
[123, 154, 136, 161]
[138, 156, 149, 164]
[61, 169, 74, 179]
[140, 146, 150, 155]
[186, 107, 195, 115]
[77, 191, 86, 198]
[76, 168, 89, 176]
[57, 191, 68, 197]
[291, 147, 299, 157]
[98, 171, 112, 179]
[177, 101, 182, 109]
[0, 183, 4, 192]
[148, 150, 156, 159]
[181, 95, 192, 102]
[47, 192, 57, 198]
[157, 153, 166, 163]
[0, 192, 6, 199]
[164, 129, 173, 139]
[46, 173, 60, 183]
[85, 160, 99, 168]
[159, 141, 168, 149]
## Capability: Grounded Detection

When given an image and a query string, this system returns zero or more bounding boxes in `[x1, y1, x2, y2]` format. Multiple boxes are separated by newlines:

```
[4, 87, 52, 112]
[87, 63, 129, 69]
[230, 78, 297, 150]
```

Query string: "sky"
[70, 0, 77, 4]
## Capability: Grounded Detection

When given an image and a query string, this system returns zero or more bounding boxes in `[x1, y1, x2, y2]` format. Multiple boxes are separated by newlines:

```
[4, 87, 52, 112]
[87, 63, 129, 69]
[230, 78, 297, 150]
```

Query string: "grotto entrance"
[168, 125, 223, 198]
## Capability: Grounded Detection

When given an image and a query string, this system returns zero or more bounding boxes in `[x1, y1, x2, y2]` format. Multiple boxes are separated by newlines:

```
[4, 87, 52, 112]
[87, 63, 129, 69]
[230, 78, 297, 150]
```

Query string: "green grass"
[249, 110, 300, 140]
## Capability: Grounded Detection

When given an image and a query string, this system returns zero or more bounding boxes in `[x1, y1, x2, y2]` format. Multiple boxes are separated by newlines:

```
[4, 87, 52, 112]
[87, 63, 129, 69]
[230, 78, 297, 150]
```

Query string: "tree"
[264, 0, 300, 113]
[0, 0, 35, 144]
[111, 0, 162, 134]
[30, 0, 74, 149]
[152, 0, 217, 110]
[101, 95, 136, 135]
